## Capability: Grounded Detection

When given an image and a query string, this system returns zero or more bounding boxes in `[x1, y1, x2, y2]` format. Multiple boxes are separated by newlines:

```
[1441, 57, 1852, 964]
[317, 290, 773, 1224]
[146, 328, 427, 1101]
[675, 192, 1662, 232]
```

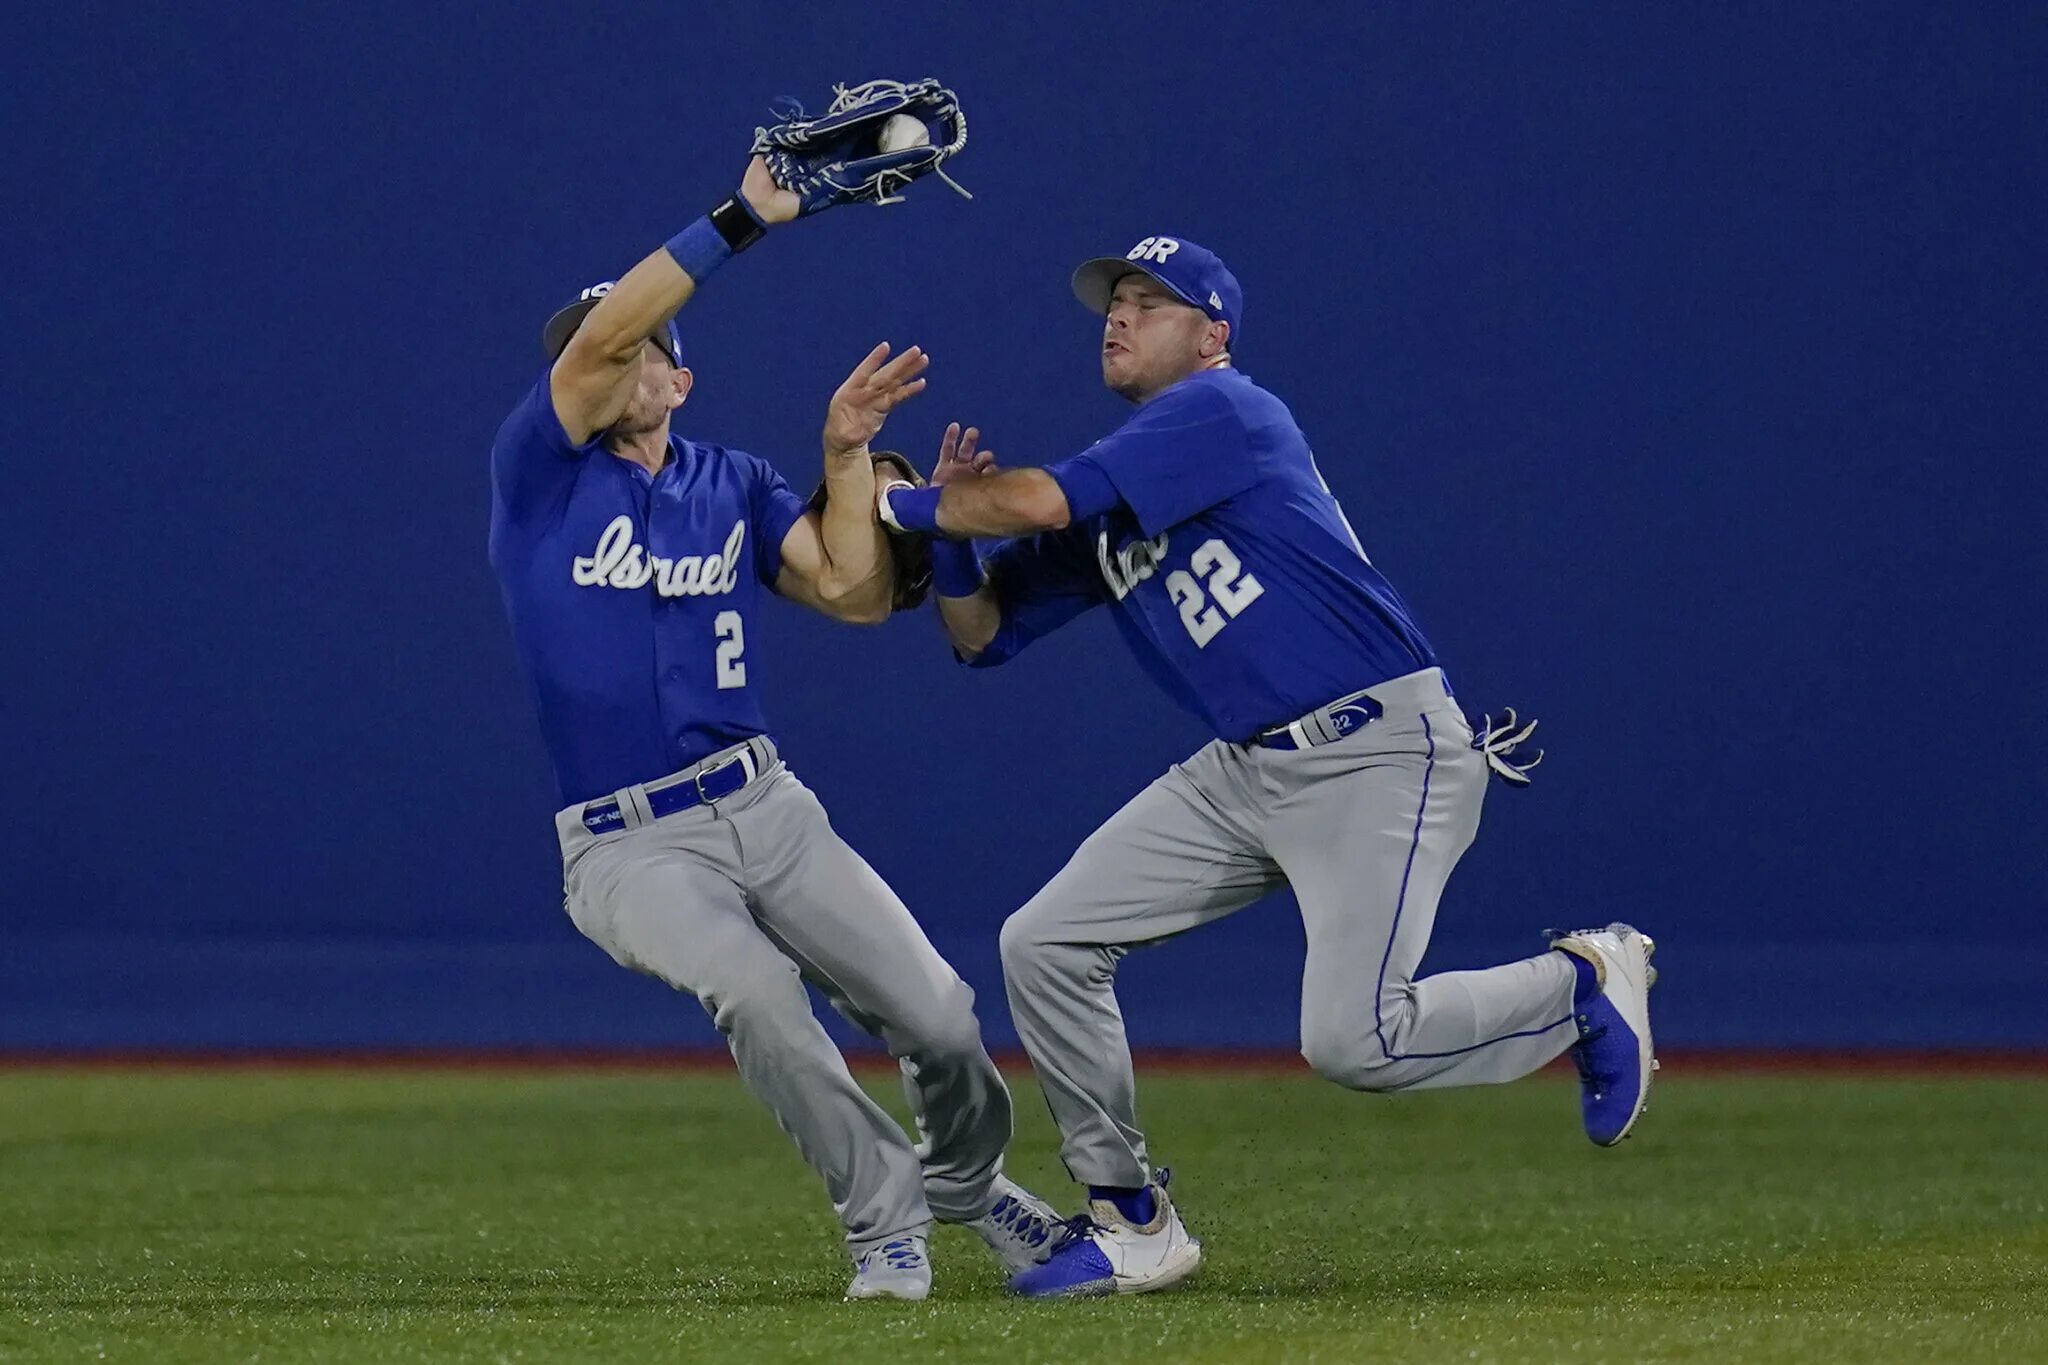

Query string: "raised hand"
[932, 422, 998, 486]
[824, 343, 929, 456]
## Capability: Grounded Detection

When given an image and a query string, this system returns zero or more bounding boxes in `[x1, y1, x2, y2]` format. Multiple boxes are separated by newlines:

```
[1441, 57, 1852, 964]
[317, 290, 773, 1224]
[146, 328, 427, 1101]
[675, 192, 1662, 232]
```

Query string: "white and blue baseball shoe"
[962, 1176, 1065, 1274]
[1547, 922, 1659, 1146]
[1008, 1170, 1202, 1298]
[845, 1232, 931, 1301]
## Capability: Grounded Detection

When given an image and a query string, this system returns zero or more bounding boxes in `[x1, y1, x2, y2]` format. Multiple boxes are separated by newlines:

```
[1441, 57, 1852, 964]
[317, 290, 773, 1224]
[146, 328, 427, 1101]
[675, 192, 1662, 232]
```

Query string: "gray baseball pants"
[556, 738, 1013, 1253]
[999, 668, 1580, 1188]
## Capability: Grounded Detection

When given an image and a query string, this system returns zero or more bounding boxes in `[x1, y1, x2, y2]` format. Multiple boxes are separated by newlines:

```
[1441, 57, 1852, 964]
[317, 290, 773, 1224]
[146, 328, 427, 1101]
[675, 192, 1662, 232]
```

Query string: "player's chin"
[613, 403, 662, 434]
[1101, 352, 1140, 396]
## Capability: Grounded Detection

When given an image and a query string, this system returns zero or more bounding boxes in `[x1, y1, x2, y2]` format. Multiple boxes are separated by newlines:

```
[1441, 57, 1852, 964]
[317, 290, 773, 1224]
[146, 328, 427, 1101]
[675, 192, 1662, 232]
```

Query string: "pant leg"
[730, 772, 1014, 1224]
[564, 822, 931, 1252]
[1262, 703, 1578, 1093]
[1000, 745, 1285, 1188]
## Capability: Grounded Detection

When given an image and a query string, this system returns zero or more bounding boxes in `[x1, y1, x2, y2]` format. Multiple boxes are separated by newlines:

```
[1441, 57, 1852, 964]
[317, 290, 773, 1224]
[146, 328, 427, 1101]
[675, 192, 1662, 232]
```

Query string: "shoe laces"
[1048, 1212, 1101, 1254]
[986, 1195, 1054, 1249]
[867, 1236, 925, 1271]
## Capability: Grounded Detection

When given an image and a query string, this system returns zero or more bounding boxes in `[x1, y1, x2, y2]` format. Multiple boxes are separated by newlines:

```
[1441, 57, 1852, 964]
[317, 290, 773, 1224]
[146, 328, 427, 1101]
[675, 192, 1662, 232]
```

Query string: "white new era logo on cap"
[1209, 291, 1222, 309]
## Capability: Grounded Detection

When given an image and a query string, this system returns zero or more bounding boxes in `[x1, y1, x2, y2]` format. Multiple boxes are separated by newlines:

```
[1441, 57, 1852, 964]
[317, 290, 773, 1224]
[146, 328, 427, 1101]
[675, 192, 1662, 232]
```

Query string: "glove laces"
[809, 78, 975, 204]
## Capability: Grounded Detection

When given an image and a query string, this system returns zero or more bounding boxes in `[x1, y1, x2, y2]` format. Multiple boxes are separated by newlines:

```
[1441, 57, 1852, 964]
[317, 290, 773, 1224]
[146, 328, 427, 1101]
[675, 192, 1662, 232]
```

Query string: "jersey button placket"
[643, 472, 689, 751]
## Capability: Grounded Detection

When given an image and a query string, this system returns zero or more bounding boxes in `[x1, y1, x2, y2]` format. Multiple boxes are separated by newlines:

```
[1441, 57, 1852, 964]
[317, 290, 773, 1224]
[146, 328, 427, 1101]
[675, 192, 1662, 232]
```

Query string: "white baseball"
[877, 113, 931, 153]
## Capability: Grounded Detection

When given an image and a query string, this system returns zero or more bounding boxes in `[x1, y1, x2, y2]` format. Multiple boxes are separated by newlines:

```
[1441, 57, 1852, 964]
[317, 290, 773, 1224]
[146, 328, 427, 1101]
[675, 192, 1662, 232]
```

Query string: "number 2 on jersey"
[714, 610, 746, 689]
[1166, 538, 1264, 648]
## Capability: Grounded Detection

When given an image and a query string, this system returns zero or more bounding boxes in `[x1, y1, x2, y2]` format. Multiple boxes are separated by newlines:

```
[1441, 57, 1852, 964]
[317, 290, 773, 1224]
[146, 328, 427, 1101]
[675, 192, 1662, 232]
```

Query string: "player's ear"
[670, 366, 695, 409]
[1200, 321, 1230, 359]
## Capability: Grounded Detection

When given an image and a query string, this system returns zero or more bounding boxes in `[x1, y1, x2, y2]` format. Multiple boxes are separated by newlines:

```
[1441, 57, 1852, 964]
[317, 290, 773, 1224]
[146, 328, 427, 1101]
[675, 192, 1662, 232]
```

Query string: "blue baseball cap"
[1071, 235, 1243, 345]
[542, 280, 683, 367]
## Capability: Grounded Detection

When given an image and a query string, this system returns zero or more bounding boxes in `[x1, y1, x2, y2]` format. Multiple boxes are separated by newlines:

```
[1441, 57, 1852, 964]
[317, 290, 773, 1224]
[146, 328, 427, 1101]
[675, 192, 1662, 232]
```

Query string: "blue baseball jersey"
[488, 374, 807, 806]
[970, 368, 1439, 741]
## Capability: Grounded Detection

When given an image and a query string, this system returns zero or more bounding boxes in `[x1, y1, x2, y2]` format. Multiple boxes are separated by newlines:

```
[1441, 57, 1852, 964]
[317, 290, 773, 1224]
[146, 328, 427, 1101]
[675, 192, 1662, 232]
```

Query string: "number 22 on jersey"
[1100, 531, 1265, 649]
[1167, 539, 1263, 647]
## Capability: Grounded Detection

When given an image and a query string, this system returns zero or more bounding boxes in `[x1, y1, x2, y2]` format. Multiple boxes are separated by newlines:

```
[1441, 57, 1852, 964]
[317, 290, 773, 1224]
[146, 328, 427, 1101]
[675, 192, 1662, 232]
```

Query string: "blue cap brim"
[1071, 257, 1210, 318]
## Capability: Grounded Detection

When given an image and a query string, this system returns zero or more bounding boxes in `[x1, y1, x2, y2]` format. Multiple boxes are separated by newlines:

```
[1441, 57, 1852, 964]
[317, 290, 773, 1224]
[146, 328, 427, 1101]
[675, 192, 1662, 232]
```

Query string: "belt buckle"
[691, 750, 743, 805]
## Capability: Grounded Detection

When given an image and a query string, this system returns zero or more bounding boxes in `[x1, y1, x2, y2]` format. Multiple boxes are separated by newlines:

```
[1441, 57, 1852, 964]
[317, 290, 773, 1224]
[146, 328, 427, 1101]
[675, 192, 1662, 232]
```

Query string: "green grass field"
[1, 1066, 2042, 1363]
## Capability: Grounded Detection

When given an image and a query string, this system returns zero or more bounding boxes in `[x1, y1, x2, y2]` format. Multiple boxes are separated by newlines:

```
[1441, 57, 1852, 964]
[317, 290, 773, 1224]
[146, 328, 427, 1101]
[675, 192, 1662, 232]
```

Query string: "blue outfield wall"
[3, 3, 2045, 1051]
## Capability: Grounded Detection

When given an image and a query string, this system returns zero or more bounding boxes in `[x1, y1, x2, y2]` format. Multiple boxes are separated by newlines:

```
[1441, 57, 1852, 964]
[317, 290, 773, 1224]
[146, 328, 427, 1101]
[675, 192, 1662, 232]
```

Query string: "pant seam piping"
[1368, 716, 1573, 1062]
[1371, 713, 1436, 1062]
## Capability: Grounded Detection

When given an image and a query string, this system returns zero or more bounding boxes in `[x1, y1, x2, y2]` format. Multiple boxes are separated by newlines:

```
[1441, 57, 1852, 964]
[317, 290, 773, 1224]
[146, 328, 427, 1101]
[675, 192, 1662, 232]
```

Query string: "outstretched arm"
[881, 466, 1074, 540]
[550, 159, 798, 444]
[879, 440, 1124, 541]
[928, 469, 1075, 538]
[775, 343, 931, 623]
[914, 424, 1101, 662]
[884, 380, 1255, 545]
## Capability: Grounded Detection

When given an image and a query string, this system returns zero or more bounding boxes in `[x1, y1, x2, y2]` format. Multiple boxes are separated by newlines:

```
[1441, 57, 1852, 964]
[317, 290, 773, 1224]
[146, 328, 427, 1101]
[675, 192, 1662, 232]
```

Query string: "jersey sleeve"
[729, 448, 810, 589]
[1050, 378, 1258, 537]
[967, 526, 1105, 668]
[490, 371, 600, 529]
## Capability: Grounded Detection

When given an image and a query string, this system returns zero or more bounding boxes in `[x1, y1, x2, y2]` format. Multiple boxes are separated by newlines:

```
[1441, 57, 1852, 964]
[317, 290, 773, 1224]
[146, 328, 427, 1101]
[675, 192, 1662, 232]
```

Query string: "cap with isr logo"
[1071, 235, 1243, 345]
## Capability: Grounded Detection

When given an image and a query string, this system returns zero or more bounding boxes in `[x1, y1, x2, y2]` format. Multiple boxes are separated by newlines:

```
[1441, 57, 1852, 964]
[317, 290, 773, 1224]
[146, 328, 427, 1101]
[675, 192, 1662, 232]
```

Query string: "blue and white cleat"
[1548, 922, 1659, 1146]
[963, 1176, 1065, 1274]
[845, 1232, 931, 1301]
[1008, 1171, 1202, 1298]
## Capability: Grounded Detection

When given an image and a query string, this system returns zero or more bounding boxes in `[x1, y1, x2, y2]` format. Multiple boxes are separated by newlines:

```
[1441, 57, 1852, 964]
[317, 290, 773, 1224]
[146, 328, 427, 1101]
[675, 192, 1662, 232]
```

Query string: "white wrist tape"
[876, 480, 917, 534]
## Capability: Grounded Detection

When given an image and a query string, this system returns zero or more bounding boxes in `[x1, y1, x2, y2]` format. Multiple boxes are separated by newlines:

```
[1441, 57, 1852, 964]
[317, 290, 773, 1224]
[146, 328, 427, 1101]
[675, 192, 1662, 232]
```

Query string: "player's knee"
[1300, 1028, 1399, 1092]
[703, 965, 808, 1041]
[894, 979, 986, 1062]
[998, 910, 1052, 981]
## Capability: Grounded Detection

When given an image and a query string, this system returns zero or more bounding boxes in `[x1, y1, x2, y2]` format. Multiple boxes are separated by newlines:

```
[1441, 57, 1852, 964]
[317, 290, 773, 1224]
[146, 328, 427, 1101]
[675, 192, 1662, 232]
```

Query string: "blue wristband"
[883, 483, 944, 534]
[664, 215, 732, 285]
[931, 538, 984, 598]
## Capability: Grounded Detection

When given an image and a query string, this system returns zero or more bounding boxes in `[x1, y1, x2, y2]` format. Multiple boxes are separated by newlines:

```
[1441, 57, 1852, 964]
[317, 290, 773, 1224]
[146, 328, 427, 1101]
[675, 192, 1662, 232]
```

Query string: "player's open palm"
[933, 422, 998, 485]
[824, 343, 929, 455]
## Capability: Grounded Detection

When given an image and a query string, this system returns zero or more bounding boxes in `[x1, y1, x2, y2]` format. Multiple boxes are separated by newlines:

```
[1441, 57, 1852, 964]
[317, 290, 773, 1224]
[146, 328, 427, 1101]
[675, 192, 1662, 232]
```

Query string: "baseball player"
[874, 235, 1658, 1297]
[485, 152, 1061, 1302]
